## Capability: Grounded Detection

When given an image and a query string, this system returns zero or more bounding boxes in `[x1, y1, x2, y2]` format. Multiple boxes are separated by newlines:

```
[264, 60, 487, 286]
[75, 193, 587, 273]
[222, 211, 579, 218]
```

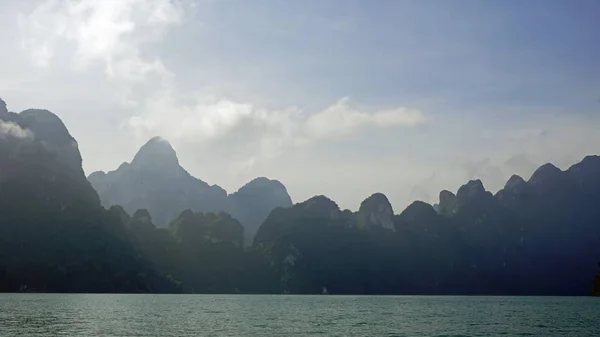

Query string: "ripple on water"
[0, 295, 599, 337]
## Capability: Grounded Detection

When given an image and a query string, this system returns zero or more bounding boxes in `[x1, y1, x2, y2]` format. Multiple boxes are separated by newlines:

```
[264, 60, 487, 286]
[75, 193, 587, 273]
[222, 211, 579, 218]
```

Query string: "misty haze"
[1, 0, 600, 336]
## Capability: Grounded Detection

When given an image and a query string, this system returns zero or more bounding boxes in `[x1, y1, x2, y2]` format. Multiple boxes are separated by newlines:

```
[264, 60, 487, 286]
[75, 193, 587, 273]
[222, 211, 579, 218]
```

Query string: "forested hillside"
[2, 98, 599, 295]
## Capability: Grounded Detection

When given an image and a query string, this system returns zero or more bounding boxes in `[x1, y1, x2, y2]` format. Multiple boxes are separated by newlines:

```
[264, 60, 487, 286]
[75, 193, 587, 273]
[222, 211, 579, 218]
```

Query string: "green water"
[0, 294, 598, 336]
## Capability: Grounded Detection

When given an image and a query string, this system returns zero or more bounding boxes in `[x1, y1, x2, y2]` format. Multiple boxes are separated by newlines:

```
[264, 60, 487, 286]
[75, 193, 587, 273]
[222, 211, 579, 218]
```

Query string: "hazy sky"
[1, 0, 599, 212]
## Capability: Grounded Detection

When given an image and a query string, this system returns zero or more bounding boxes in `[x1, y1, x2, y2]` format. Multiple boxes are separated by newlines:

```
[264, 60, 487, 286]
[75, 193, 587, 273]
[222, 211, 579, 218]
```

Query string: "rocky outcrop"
[1, 104, 100, 213]
[357, 193, 394, 230]
[457, 180, 490, 205]
[299, 195, 341, 220]
[253, 195, 342, 246]
[133, 208, 153, 224]
[88, 137, 229, 226]
[567, 155, 600, 191]
[108, 205, 132, 225]
[528, 163, 562, 186]
[229, 177, 292, 246]
[395, 201, 439, 228]
[393, 201, 455, 245]
[437, 190, 458, 216]
[130, 136, 180, 173]
[505, 174, 526, 191]
[0, 98, 7, 117]
[496, 174, 527, 206]
[170, 209, 243, 247]
[88, 138, 293, 245]
[526, 163, 575, 199]
[0, 98, 179, 293]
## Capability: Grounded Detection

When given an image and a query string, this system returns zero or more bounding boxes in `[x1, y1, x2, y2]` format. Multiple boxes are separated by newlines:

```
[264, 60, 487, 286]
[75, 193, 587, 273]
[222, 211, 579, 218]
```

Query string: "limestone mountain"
[0, 98, 178, 293]
[0, 98, 8, 117]
[456, 179, 493, 209]
[394, 201, 439, 229]
[4, 97, 600, 295]
[1, 107, 100, 214]
[528, 163, 563, 187]
[170, 209, 244, 247]
[229, 177, 293, 246]
[252, 155, 600, 295]
[437, 190, 458, 216]
[356, 193, 394, 229]
[410, 158, 600, 294]
[88, 137, 293, 244]
[88, 137, 229, 226]
[253, 195, 343, 247]
[495, 174, 527, 208]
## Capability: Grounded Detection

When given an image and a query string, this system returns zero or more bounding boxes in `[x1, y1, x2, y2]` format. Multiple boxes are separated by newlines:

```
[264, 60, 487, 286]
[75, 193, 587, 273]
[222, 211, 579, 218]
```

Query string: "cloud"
[19, 0, 183, 83]
[0, 121, 34, 140]
[305, 97, 429, 139]
[17, 0, 433, 203]
[125, 93, 428, 162]
[19, 0, 430, 166]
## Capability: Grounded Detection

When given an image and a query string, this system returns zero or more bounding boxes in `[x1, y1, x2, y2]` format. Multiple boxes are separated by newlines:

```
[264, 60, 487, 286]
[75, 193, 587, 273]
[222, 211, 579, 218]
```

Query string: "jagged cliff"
[88, 138, 293, 245]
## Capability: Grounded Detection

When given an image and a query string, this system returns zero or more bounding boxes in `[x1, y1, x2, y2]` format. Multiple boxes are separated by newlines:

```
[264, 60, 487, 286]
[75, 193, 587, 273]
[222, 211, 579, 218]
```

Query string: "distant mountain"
[356, 193, 395, 229]
[88, 136, 229, 226]
[229, 177, 293, 246]
[254, 195, 348, 247]
[88, 138, 293, 245]
[4, 97, 600, 295]
[0, 98, 179, 293]
[253, 157, 600, 295]
[170, 209, 244, 247]
[1, 107, 100, 213]
[119, 207, 272, 293]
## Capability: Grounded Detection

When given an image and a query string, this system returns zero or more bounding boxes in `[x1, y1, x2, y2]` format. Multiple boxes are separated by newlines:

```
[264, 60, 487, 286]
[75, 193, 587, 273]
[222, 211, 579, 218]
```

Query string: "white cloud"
[0, 121, 34, 140]
[19, 0, 183, 82]
[16, 0, 433, 210]
[7, 0, 600, 214]
[125, 93, 428, 162]
[305, 97, 429, 139]
[19, 0, 430, 166]
[128, 94, 257, 140]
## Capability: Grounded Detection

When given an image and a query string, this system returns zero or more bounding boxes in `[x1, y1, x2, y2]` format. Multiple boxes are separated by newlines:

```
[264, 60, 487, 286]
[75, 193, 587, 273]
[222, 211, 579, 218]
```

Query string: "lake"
[0, 294, 598, 336]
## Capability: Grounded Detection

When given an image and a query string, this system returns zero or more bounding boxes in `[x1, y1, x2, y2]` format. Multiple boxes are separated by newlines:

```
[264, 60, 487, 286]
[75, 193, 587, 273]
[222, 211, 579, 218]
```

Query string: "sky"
[1, 0, 599, 212]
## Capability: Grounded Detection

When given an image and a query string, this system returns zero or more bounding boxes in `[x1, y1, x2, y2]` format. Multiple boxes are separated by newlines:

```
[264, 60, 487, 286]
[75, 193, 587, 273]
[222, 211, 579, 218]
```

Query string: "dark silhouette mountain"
[0, 98, 179, 293]
[529, 163, 563, 186]
[88, 139, 292, 245]
[229, 177, 293, 246]
[252, 157, 600, 295]
[88, 137, 229, 226]
[395, 201, 440, 228]
[356, 193, 395, 229]
[456, 179, 493, 210]
[253, 195, 380, 294]
[3, 97, 600, 295]
[495, 174, 527, 208]
[119, 207, 278, 293]
[170, 209, 243, 247]
[0, 98, 9, 117]
[1, 106, 99, 213]
[437, 190, 458, 216]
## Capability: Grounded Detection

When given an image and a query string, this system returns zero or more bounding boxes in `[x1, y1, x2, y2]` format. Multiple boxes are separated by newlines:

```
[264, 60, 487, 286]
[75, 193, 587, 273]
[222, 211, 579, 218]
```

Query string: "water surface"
[1, 294, 598, 336]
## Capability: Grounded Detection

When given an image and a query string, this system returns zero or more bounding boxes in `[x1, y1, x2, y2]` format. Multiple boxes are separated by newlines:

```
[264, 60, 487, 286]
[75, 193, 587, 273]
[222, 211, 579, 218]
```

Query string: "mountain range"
[0, 98, 177, 293]
[88, 137, 292, 246]
[1, 97, 599, 295]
